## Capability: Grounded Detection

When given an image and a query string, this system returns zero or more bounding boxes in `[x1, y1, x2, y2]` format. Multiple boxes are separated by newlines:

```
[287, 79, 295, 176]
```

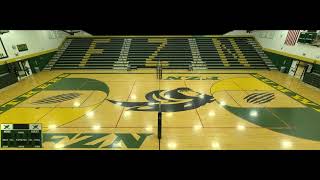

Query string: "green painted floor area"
[46, 78, 110, 95]
[226, 105, 320, 141]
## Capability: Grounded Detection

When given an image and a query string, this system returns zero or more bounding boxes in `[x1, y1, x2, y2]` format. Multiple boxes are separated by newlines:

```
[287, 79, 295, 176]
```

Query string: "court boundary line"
[50, 76, 111, 128]
[250, 74, 320, 111]
[51, 82, 98, 129]
[229, 78, 293, 130]
[182, 80, 204, 128]
[115, 80, 136, 128]
[58, 72, 259, 75]
[1, 72, 319, 129]
[208, 73, 320, 110]
[35, 81, 95, 124]
[2, 72, 318, 115]
[0, 73, 70, 115]
[53, 101, 104, 129]
[2, 72, 318, 118]
[44, 126, 290, 129]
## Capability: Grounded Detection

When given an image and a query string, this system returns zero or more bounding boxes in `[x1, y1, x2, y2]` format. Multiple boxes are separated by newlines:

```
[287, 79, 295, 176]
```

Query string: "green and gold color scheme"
[211, 73, 320, 141]
[145, 38, 168, 67]
[1, 35, 318, 150]
[0, 69, 320, 150]
[79, 39, 106, 67]
[212, 38, 230, 66]
[51, 35, 275, 70]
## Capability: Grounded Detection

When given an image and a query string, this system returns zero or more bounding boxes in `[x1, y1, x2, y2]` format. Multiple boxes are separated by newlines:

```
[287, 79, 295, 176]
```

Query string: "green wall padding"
[27, 51, 56, 73]
[264, 51, 293, 73]
[0, 64, 9, 74]
[313, 64, 320, 74]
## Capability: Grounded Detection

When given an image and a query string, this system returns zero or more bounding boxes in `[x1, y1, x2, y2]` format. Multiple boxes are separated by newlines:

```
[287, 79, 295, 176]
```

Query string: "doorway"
[14, 60, 33, 81]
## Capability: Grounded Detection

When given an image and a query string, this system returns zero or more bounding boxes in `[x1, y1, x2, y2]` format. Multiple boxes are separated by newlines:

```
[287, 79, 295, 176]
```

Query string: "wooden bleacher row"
[48, 37, 274, 70]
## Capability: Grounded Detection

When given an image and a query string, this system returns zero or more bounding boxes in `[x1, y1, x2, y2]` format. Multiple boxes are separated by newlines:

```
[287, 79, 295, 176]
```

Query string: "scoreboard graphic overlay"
[1, 124, 42, 148]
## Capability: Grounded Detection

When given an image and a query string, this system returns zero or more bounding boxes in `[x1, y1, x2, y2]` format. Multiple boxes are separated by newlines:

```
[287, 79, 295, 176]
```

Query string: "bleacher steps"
[188, 38, 207, 70]
[43, 39, 72, 71]
[113, 38, 131, 70]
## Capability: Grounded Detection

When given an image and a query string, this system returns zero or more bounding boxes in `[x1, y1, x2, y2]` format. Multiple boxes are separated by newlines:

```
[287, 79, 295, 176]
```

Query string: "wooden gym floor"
[0, 69, 320, 150]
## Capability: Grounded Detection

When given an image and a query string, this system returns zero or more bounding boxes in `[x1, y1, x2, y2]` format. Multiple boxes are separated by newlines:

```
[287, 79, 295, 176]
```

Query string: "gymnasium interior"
[0, 30, 319, 150]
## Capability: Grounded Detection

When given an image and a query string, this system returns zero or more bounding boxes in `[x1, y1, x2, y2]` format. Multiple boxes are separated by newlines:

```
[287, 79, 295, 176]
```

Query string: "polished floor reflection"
[0, 69, 320, 150]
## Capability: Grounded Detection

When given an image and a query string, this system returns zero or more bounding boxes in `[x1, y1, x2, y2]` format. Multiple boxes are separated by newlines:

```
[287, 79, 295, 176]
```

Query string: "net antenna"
[157, 60, 162, 140]
[157, 60, 162, 80]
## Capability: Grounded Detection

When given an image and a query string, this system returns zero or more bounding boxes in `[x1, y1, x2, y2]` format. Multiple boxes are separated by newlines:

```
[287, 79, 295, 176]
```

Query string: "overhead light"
[220, 101, 226, 106]
[86, 111, 94, 118]
[131, 95, 136, 100]
[211, 142, 221, 149]
[167, 142, 177, 149]
[92, 125, 101, 130]
[145, 126, 153, 132]
[48, 124, 57, 130]
[250, 110, 258, 117]
[63, 30, 80, 35]
[237, 125, 246, 131]
[166, 113, 173, 117]
[281, 140, 293, 149]
[112, 141, 123, 148]
[208, 111, 215, 117]
[55, 144, 65, 149]
[73, 102, 80, 107]
[123, 111, 131, 117]
[184, 103, 192, 107]
[193, 124, 202, 131]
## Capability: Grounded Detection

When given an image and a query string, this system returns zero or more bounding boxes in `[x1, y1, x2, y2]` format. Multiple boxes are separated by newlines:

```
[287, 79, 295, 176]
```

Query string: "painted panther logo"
[108, 87, 214, 112]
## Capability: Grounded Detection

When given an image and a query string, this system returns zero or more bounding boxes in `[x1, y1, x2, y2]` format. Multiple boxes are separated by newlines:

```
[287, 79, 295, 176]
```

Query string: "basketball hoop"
[0, 30, 9, 35]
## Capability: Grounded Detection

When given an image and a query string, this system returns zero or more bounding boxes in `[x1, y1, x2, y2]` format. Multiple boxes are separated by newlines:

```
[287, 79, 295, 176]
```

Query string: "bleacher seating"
[46, 36, 276, 70]
[53, 38, 92, 69]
